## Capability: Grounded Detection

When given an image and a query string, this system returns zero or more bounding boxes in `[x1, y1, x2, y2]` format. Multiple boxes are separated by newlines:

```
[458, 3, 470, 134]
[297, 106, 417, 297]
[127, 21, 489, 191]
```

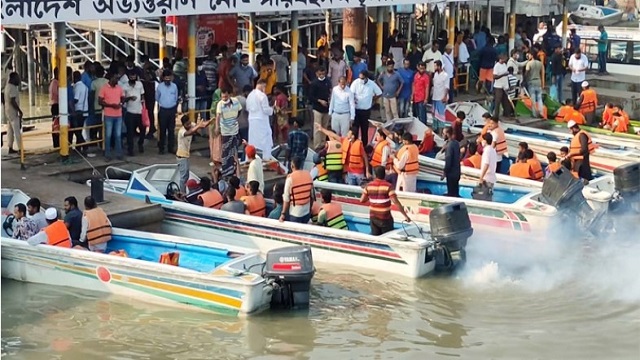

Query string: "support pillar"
[448, 3, 455, 47]
[456, 3, 461, 30]
[375, 7, 384, 69]
[291, 11, 299, 117]
[55, 22, 69, 157]
[134, 18, 140, 64]
[343, 8, 366, 53]
[26, 26, 36, 107]
[471, 8, 476, 33]
[95, 20, 103, 62]
[325, 10, 332, 42]
[248, 13, 256, 67]
[159, 17, 167, 60]
[51, 24, 57, 71]
[486, 0, 491, 32]
[509, 0, 516, 53]
[389, 6, 396, 34]
[188, 15, 196, 122]
[561, 0, 569, 49]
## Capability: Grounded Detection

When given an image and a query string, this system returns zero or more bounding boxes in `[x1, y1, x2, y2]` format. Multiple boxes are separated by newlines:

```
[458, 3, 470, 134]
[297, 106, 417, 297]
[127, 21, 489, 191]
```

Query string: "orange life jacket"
[555, 105, 573, 121]
[342, 138, 365, 172]
[234, 187, 247, 201]
[564, 109, 586, 125]
[509, 162, 533, 179]
[569, 130, 596, 161]
[547, 161, 562, 174]
[319, 202, 348, 229]
[418, 131, 435, 154]
[43, 220, 71, 248]
[394, 144, 420, 174]
[310, 202, 321, 223]
[84, 208, 112, 246]
[288, 170, 314, 206]
[198, 189, 224, 209]
[243, 193, 266, 217]
[579, 89, 597, 114]
[527, 158, 544, 181]
[463, 153, 482, 169]
[612, 114, 629, 133]
[492, 127, 508, 156]
[325, 140, 343, 171]
[602, 107, 614, 126]
[370, 140, 392, 170]
[159, 252, 180, 266]
[314, 163, 329, 181]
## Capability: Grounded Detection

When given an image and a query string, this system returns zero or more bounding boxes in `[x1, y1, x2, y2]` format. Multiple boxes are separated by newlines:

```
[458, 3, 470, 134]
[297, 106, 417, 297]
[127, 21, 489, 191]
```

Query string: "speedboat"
[448, 102, 640, 174]
[1, 188, 315, 316]
[89, 164, 475, 278]
[571, 5, 624, 26]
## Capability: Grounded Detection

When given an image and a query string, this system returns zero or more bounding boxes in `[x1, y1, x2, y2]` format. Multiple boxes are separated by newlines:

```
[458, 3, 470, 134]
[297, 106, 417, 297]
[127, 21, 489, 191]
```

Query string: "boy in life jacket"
[194, 177, 224, 209]
[316, 189, 347, 230]
[310, 153, 329, 181]
[545, 151, 562, 177]
[610, 104, 630, 134]
[229, 176, 247, 200]
[600, 103, 614, 128]
[524, 149, 544, 181]
[559, 146, 572, 171]
[509, 152, 535, 180]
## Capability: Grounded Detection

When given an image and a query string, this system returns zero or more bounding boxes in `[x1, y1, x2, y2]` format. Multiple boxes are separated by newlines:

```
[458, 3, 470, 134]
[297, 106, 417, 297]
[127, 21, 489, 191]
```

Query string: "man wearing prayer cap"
[26, 208, 72, 248]
[244, 143, 264, 193]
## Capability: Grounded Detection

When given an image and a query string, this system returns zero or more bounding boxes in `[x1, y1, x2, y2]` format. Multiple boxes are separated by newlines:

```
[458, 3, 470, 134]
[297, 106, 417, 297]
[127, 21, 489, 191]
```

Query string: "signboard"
[2, 0, 455, 26]
[175, 15, 238, 57]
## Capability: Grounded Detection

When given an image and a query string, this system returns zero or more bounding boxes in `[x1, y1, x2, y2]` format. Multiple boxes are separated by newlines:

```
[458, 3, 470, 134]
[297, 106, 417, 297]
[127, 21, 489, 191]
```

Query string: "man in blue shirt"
[350, 52, 368, 82]
[155, 69, 179, 154]
[285, 117, 309, 172]
[473, 27, 487, 51]
[377, 60, 404, 122]
[397, 59, 415, 118]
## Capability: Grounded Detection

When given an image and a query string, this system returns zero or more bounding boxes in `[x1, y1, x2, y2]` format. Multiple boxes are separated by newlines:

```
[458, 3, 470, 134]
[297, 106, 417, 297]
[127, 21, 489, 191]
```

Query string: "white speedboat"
[1, 189, 315, 316]
[571, 5, 624, 26]
[89, 164, 475, 278]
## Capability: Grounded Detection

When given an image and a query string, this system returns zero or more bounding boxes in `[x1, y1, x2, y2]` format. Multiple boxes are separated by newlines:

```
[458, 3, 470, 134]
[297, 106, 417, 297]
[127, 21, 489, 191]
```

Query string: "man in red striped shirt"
[360, 166, 411, 235]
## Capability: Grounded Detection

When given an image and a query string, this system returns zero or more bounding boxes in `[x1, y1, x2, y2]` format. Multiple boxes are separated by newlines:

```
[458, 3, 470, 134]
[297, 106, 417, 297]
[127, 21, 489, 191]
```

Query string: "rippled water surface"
[3, 230, 640, 359]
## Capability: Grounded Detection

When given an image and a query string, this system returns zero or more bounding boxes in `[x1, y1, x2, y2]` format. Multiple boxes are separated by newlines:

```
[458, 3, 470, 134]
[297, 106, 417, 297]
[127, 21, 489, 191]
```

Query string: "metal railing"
[112, 32, 160, 68]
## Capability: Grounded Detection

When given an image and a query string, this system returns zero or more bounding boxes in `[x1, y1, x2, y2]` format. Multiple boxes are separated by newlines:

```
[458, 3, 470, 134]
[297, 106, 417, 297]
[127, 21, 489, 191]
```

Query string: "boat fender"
[159, 252, 180, 266]
[109, 250, 128, 257]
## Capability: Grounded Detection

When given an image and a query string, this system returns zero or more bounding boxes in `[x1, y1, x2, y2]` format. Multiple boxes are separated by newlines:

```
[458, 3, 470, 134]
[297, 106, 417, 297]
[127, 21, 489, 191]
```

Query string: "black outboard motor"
[540, 167, 602, 231]
[429, 202, 474, 271]
[471, 183, 493, 202]
[610, 162, 640, 213]
[263, 246, 315, 310]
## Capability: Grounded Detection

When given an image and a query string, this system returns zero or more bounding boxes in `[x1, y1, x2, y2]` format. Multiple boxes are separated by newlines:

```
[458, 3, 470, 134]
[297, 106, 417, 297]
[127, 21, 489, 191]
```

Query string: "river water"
[2, 230, 639, 359]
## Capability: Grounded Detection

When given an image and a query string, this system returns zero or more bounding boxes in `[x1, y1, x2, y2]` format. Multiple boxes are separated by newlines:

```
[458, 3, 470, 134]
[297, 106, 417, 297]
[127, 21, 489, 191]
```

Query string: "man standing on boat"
[280, 156, 315, 224]
[176, 115, 211, 193]
[350, 70, 382, 147]
[393, 133, 420, 192]
[478, 133, 498, 190]
[576, 82, 598, 126]
[566, 120, 595, 183]
[360, 166, 411, 236]
[247, 79, 275, 160]
[441, 127, 461, 198]
[80, 196, 112, 253]
[215, 88, 243, 179]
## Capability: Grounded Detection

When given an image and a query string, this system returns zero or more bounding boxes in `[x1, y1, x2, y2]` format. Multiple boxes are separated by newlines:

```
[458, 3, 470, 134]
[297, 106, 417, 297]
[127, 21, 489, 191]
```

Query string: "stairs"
[64, 23, 111, 68]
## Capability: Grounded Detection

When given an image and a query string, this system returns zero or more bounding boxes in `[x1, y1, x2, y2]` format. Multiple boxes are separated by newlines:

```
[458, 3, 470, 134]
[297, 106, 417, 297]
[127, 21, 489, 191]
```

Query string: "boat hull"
[570, 14, 622, 27]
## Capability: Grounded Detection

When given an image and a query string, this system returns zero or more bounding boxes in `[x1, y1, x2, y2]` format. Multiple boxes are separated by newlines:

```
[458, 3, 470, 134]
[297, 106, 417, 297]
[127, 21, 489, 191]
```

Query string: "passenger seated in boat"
[545, 151, 562, 177]
[268, 182, 285, 219]
[600, 103, 614, 128]
[220, 187, 247, 214]
[26, 208, 72, 248]
[517, 141, 529, 158]
[610, 104, 630, 133]
[509, 153, 535, 180]
[280, 156, 315, 224]
[316, 189, 348, 230]
[310, 153, 329, 181]
[229, 176, 247, 200]
[559, 146, 572, 170]
[11, 203, 39, 240]
[418, 126, 436, 156]
[524, 149, 543, 181]
[360, 166, 411, 235]
[242, 180, 266, 217]
[80, 196, 112, 252]
[184, 179, 203, 203]
[461, 142, 481, 169]
[563, 105, 586, 126]
[310, 201, 321, 224]
[194, 177, 224, 209]
[453, 111, 465, 143]
[555, 100, 574, 122]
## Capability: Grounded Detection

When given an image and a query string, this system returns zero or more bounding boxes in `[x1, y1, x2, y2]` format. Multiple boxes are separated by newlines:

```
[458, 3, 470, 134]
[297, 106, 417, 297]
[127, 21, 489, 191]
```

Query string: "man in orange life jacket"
[280, 156, 315, 224]
[316, 189, 348, 230]
[555, 99, 574, 122]
[509, 152, 535, 180]
[563, 104, 586, 125]
[461, 142, 482, 169]
[600, 103, 614, 129]
[566, 120, 595, 182]
[524, 149, 544, 181]
[79, 196, 112, 252]
[316, 124, 371, 185]
[576, 81, 597, 126]
[393, 132, 420, 192]
[370, 128, 394, 184]
[194, 177, 224, 210]
[545, 151, 562, 177]
[360, 166, 411, 235]
[242, 180, 267, 217]
[27, 208, 72, 248]
[488, 117, 509, 173]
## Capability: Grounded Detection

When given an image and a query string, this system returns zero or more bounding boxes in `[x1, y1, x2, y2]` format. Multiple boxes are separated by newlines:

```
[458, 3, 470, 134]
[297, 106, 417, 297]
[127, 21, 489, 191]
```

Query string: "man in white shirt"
[492, 54, 513, 120]
[442, 44, 455, 103]
[328, 51, 348, 87]
[244, 144, 264, 193]
[247, 79, 275, 160]
[72, 70, 88, 152]
[328, 76, 355, 137]
[122, 70, 146, 156]
[478, 132, 498, 188]
[568, 48, 589, 104]
[421, 41, 442, 74]
[350, 70, 382, 146]
[431, 60, 449, 129]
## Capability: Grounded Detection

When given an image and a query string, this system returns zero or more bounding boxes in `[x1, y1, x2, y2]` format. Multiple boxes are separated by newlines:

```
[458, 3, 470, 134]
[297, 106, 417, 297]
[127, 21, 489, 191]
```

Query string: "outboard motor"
[263, 246, 315, 310]
[610, 162, 640, 214]
[429, 202, 474, 271]
[540, 167, 602, 232]
[471, 183, 493, 202]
